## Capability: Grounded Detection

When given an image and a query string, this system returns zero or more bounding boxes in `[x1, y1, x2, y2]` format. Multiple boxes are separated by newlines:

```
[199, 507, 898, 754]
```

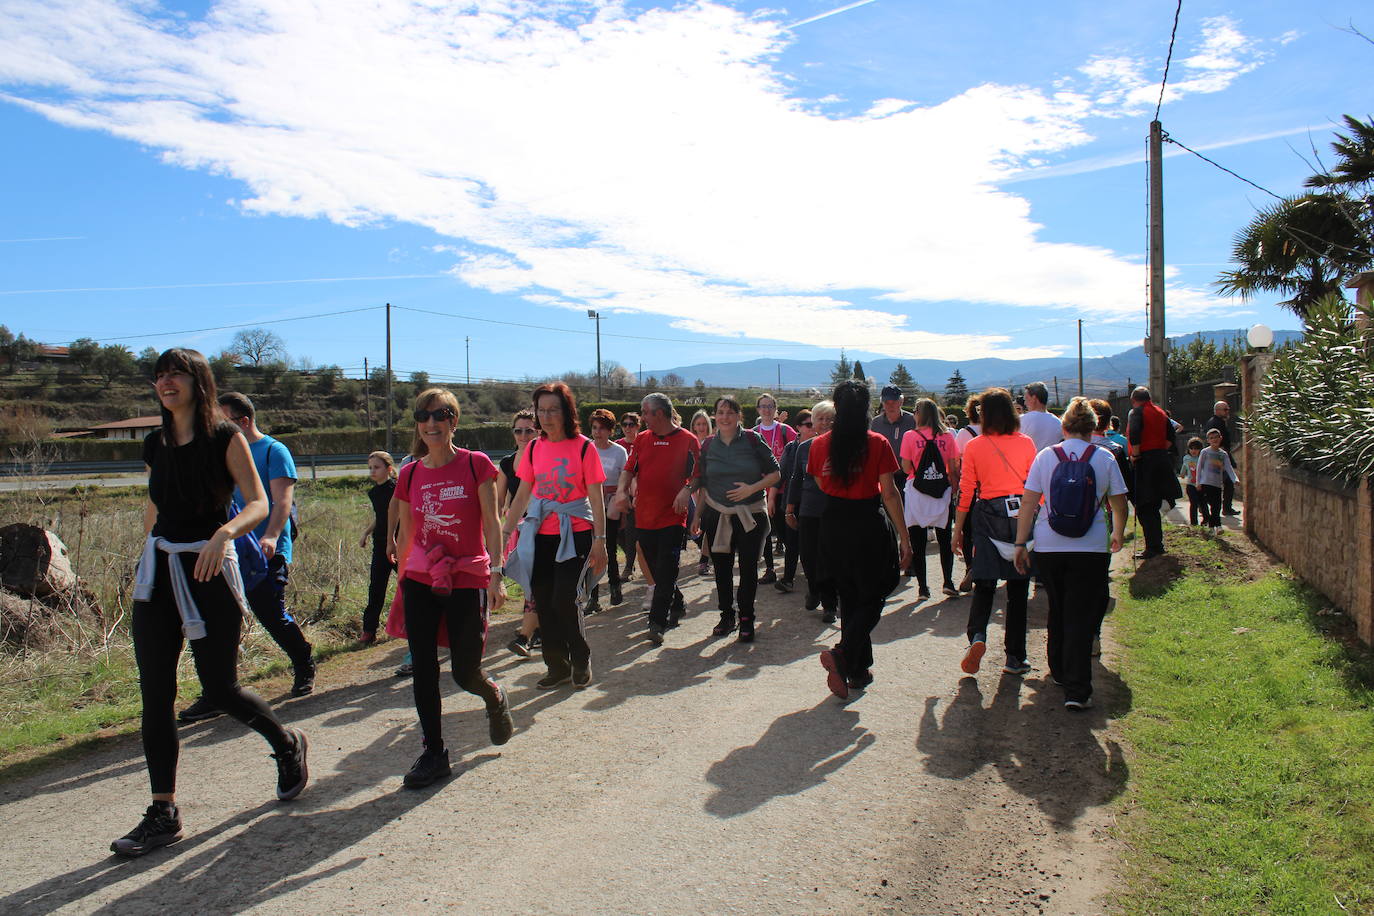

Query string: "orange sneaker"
[960, 640, 987, 675]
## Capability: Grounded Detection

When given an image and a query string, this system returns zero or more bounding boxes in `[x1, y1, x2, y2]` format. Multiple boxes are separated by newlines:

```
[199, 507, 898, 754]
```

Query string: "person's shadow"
[702, 700, 875, 818]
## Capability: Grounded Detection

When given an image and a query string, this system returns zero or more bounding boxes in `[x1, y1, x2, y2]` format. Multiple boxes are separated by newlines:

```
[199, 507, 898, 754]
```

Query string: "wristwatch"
[1014, 542, 1028, 548]
[491, 565, 505, 576]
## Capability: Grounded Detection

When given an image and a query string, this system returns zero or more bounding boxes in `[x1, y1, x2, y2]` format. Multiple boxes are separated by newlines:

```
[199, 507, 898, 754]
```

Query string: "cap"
[880, 385, 902, 401]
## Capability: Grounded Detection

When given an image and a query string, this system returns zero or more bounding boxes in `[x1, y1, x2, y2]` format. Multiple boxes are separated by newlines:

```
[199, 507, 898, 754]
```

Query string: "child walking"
[1196, 429, 1239, 533]
[1179, 437, 1203, 527]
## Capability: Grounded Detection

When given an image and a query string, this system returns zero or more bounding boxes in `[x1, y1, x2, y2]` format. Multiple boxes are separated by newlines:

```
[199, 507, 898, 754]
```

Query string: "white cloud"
[0, 0, 1267, 358]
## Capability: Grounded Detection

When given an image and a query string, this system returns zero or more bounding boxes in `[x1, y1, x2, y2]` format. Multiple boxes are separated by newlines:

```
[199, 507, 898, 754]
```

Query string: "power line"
[89, 306, 384, 344]
[1154, 0, 1184, 122]
[1162, 132, 1283, 200]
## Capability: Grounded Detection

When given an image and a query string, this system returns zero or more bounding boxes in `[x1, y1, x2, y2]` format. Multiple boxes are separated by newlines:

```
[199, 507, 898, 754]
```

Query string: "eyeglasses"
[512, 427, 537, 435]
[622, 422, 638, 428]
[536, 408, 563, 417]
[414, 407, 455, 422]
[801, 421, 813, 427]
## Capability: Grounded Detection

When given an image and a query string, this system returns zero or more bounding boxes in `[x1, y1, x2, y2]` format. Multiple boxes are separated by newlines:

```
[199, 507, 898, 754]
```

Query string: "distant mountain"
[647, 328, 1301, 395]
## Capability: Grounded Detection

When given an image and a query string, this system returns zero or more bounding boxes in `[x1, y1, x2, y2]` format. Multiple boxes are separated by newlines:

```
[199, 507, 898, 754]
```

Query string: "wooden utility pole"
[385, 303, 394, 454]
[363, 357, 373, 439]
[465, 336, 471, 386]
[1077, 319, 1084, 396]
[1147, 120, 1168, 404]
[1053, 375, 1060, 406]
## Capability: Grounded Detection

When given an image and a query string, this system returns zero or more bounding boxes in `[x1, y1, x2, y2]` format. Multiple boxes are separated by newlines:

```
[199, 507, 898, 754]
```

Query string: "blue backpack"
[229, 498, 271, 591]
[1046, 444, 1103, 538]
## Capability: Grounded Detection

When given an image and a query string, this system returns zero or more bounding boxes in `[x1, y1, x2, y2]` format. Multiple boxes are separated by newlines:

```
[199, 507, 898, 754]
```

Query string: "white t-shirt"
[955, 424, 982, 455]
[1023, 438, 1128, 553]
[1019, 410, 1064, 453]
[594, 440, 628, 497]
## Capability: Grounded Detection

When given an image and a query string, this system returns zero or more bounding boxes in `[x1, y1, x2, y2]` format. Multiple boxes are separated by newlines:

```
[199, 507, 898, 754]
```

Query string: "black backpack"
[912, 432, 950, 498]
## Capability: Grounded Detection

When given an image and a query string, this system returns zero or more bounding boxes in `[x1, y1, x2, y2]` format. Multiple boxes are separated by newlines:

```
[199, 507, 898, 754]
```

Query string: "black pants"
[246, 555, 313, 670]
[617, 510, 636, 570]
[531, 530, 592, 676]
[1133, 450, 1173, 553]
[134, 552, 292, 795]
[701, 508, 768, 619]
[912, 523, 954, 588]
[1036, 551, 1110, 703]
[637, 525, 685, 628]
[1185, 484, 1202, 525]
[361, 545, 396, 634]
[1200, 484, 1223, 527]
[797, 515, 837, 613]
[401, 579, 496, 751]
[780, 521, 800, 583]
[967, 578, 1030, 661]
[603, 515, 623, 588]
[821, 496, 893, 678]
[1222, 462, 1236, 513]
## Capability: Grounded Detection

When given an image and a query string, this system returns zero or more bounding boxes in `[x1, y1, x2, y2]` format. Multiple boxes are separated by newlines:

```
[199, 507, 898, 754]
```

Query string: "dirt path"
[0, 554, 1128, 914]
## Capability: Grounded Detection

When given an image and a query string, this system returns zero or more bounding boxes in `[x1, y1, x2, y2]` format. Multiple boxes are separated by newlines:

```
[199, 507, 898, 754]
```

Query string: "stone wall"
[1241, 353, 1374, 644]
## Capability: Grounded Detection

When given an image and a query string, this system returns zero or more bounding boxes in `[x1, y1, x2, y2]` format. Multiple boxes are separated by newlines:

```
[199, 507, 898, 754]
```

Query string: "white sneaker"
[1064, 697, 1094, 711]
[641, 593, 653, 611]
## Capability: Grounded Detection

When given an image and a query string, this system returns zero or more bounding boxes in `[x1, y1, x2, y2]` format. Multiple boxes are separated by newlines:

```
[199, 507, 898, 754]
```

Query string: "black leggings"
[361, 545, 396, 634]
[797, 515, 837, 612]
[531, 530, 593, 675]
[967, 578, 1030, 661]
[701, 508, 769, 618]
[401, 579, 496, 751]
[134, 552, 292, 795]
[912, 523, 954, 588]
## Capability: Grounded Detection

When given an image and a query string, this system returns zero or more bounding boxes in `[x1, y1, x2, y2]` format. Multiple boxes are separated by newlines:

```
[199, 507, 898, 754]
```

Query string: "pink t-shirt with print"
[516, 435, 606, 535]
[900, 428, 959, 477]
[398, 450, 498, 590]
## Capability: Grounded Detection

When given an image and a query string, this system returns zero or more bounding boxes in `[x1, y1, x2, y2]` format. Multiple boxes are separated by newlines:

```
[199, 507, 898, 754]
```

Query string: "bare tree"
[230, 328, 287, 367]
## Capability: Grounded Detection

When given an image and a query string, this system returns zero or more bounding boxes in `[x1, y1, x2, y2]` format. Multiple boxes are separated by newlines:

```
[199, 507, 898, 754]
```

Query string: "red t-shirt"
[397, 450, 498, 590]
[625, 426, 701, 530]
[516, 435, 606, 535]
[807, 430, 898, 499]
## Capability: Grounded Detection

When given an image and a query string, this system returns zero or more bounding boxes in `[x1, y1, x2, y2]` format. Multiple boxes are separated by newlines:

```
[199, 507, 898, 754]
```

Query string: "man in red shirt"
[1126, 386, 1180, 559]
[611, 393, 700, 644]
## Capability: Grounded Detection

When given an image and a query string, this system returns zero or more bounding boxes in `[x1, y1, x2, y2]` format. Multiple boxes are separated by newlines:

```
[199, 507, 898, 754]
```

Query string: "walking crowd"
[111, 346, 1237, 857]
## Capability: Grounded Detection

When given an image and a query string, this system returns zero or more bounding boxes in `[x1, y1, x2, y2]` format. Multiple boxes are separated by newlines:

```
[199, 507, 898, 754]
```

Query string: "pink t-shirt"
[516, 435, 607, 535]
[397, 450, 498, 590]
[900, 428, 959, 477]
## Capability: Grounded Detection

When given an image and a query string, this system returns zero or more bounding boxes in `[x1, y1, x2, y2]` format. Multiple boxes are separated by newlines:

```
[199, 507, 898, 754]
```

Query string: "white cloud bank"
[0, 1, 1270, 358]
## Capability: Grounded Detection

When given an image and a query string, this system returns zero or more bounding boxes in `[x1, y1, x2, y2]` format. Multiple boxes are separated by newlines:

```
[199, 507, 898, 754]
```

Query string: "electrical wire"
[89, 306, 384, 344]
[1162, 132, 1283, 200]
[1154, 0, 1184, 122]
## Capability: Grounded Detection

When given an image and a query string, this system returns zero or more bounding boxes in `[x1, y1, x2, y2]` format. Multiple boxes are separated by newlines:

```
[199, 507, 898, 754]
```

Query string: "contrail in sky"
[0, 236, 85, 243]
[786, 0, 879, 29]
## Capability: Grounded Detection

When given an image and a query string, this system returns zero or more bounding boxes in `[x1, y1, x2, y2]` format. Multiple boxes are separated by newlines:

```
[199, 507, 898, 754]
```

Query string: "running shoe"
[822, 609, 837, 625]
[290, 660, 316, 697]
[1064, 698, 1094, 711]
[609, 582, 624, 606]
[916, 585, 931, 600]
[394, 662, 414, 677]
[404, 747, 451, 789]
[529, 630, 542, 650]
[711, 612, 736, 637]
[774, 579, 794, 593]
[110, 803, 183, 857]
[507, 634, 532, 658]
[847, 670, 874, 691]
[358, 630, 377, 645]
[536, 670, 572, 689]
[737, 616, 755, 643]
[487, 684, 514, 744]
[942, 583, 959, 597]
[273, 728, 309, 801]
[572, 665, 592, 690]
[584, 599, 602, 616]
[1002, 656, 1031, 676]
[804, 592, 820, 611]
[819, 648, 848, 699]
[697, 559, 710, 577]
[960, 639, 987, 675]
[758, 569, 777, 585]
[646, 623, 665, 646]
[177, 696, 220, 723]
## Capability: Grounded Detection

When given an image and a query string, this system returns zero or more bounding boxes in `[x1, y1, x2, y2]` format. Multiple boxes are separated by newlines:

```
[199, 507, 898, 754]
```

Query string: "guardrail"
[0, 450, 516, 480]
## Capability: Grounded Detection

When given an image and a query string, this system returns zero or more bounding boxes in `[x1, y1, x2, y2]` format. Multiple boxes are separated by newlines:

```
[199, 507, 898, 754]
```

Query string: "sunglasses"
[801, 421, 813, 427]
[622, 423, 638, 428]
[414, 407, 455, 422]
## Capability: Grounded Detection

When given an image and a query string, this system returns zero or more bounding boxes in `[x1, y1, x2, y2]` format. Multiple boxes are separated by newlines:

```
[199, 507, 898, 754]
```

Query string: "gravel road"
[0, 554, 1128, 915]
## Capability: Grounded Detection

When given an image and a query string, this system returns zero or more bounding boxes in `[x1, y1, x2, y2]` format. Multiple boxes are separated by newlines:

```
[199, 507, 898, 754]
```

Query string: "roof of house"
[37, 345, 70, 357]
[89, 416, 162, 430]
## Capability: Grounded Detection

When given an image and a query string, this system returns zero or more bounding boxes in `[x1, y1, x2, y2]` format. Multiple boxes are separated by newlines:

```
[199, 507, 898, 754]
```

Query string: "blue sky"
[1, 0, 1370, 387]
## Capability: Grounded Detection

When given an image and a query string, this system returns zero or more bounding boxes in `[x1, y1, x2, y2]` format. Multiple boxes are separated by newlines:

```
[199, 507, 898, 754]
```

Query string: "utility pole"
[1147, 120, 1168, 405]
[777, 364, 781, 391]
[465, 336, 471, 386]
[363, 357, 373, 440]
[1077, 319, 1084, 396]
[385, 302, 394, 454]
[587, 310, 602, 400]
[1053, 375, 1060, 406]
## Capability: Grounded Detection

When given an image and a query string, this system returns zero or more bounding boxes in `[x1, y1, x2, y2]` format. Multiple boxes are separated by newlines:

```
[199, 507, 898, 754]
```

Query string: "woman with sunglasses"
[113, 348, 307, 857]
[503, 383, 608, 689]
[586, 408, 628, 613]
[391, 389, 513, 788]
[497, 410, 541, 658]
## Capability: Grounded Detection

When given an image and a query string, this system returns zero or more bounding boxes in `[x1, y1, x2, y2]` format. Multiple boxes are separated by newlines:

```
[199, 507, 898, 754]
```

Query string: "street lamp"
[587, 309, 602, 400]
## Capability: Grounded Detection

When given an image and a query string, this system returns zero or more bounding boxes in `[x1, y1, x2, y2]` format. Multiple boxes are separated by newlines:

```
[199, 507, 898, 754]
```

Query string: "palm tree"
[1305, 115, 1374, 191]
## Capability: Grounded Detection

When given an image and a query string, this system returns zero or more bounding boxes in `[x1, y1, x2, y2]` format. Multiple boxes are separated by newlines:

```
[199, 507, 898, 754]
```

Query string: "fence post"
[311, 456, 317, 481]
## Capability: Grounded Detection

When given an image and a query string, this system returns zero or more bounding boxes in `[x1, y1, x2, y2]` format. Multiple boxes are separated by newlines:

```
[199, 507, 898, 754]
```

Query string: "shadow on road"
[703, 699, 875, 818]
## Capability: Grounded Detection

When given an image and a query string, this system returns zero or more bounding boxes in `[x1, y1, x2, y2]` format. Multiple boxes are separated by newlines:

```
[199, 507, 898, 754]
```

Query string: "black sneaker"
[737, 616, 755, 643]
[584, 600, 602, 616]
[804, 592, 820, 611]
[711, 612, 736, 638]
[394, 662, 414, 677]
[609, 582, 623, 606]
[507, 634, 532, 658]
[847, 669, 874, 691]
[529, 630, 542, 650]
[536, 670, 572, 689]
[646, 623, 665, 646]
[774, 579, 794, 593]
[110, 803, 183, 857]
[273, 728, 309, 801]
[916, 585, 931, 600]
[572, 665, 592, 690]
[404, 747, 451, 789]
[177, 696, 221, 723]
[487, 684, 514, 745]
[822, 609, 837, 625]
[291, 660, 316, 697]
[758, 569, 777, 585]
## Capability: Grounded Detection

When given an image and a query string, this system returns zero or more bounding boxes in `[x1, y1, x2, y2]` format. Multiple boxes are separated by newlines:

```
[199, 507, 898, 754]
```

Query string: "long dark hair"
[979, 388, 1020, 435]
[532, 381, 580, 438]
[153, 348, 219, 444]
[828, 380, 871, 486]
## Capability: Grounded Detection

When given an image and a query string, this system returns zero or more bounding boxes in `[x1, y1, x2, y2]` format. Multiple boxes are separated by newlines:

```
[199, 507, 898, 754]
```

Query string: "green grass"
[1112, 529, 1374, 914]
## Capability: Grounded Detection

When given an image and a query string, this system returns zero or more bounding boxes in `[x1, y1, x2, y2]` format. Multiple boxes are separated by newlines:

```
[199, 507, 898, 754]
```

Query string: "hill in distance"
[647, 328, 1301, 394]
